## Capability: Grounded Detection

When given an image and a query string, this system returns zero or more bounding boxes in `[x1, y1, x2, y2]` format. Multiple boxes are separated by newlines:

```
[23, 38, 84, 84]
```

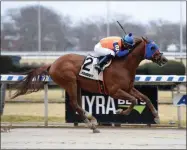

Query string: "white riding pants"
[94, 43, 115, 57]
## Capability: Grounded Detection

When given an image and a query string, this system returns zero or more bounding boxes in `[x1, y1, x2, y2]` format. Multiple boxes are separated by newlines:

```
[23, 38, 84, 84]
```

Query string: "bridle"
[125, 37, 165, 65]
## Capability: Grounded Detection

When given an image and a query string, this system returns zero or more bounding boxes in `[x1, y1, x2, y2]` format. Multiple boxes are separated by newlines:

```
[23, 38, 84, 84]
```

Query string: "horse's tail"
[11, 64, 51, 99]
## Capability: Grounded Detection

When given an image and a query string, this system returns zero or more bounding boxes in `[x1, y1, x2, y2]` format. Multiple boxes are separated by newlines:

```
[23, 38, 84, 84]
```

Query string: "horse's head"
[142, 37, 168, 67]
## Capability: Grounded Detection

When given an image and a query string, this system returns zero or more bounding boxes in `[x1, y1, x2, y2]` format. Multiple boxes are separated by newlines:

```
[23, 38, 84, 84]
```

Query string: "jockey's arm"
[116, 50, 129, 57]
[113, 42, 129, 57]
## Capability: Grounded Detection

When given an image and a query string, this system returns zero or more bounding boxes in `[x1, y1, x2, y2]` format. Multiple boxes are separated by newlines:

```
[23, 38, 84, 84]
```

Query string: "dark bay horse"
[12, 37, 168, 133]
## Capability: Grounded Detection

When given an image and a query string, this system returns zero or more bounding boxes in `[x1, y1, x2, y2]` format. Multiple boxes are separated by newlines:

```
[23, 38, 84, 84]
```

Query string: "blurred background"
[1, 1, 186, 61]
[1, 1, 186, 127]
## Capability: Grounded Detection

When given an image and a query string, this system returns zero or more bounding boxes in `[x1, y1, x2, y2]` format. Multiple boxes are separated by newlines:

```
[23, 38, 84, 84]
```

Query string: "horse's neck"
[113, 41, 145, 77]
[123, 44, 145, 76]
[125, 54, 143, 73]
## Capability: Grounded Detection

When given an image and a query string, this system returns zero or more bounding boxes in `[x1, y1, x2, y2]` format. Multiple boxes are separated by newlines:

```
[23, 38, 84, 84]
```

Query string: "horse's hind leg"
[77, 86, 98, 127]
[67, 82, 100, 133]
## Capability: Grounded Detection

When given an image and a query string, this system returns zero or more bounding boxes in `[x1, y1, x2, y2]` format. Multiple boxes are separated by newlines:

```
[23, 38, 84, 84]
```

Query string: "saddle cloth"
[79, 54, 111, 81]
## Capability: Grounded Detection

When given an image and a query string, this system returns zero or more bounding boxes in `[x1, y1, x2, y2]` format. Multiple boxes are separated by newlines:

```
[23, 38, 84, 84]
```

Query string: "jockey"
[94, 33, 135, 71]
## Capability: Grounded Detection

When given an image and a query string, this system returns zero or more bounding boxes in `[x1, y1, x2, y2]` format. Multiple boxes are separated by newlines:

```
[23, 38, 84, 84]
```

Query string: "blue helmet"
[122, 33, 134, 46]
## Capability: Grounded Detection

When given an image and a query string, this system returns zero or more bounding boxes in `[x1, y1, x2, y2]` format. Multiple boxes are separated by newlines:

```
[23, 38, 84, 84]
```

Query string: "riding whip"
[116, 21, 127, 35]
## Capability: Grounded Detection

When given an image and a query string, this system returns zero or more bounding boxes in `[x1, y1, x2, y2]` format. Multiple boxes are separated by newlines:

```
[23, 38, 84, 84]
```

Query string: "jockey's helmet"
[122, 33, 134, 47]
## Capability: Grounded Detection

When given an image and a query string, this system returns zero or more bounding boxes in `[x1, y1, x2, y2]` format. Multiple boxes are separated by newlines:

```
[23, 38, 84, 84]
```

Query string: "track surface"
[1, 128, 186, 149]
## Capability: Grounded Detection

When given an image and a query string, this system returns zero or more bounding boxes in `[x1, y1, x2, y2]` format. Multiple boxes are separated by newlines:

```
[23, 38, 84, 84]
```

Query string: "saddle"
[79, 54, 112, 94]
[79, 54, 111, 81]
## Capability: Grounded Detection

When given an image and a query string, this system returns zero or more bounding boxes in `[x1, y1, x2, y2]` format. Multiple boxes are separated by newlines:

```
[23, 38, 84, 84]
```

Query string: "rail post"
[176, 85, 182, 128]
[0, 83, 7, 115]
[44, 83, 48, 127]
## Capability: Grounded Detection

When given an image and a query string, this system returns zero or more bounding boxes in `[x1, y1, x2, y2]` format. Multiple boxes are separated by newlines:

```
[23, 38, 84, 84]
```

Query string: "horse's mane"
[134, 36, 143, 44]
[131, 36, 143, 50]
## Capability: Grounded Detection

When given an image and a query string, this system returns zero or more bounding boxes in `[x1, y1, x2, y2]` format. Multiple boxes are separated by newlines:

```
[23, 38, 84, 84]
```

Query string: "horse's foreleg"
[112, 89, 137, 115]
[131, 88, 160, 124]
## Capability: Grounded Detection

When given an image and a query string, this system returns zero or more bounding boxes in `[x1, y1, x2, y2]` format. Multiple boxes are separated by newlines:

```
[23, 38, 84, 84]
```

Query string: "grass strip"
[1, 115, 65, 123]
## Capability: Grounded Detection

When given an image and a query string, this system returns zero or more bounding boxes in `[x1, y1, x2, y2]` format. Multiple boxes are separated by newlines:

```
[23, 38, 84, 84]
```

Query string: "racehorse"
[11, 36, 168, 133]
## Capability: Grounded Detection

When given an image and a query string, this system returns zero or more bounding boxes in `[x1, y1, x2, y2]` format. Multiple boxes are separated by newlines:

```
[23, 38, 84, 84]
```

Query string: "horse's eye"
[151, 46, 155, 51]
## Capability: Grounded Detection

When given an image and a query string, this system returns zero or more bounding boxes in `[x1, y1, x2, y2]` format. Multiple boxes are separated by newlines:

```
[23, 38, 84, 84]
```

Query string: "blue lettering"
[177, 95, 187, 105]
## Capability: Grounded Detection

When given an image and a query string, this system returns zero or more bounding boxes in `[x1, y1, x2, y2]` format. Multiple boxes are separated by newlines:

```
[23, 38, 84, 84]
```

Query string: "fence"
[0, 74, 186, 127]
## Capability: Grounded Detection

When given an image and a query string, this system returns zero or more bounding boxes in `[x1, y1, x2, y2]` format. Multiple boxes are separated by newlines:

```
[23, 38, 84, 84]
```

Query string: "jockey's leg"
[95, 54, 114, 71]
[94, 43, 115, 71]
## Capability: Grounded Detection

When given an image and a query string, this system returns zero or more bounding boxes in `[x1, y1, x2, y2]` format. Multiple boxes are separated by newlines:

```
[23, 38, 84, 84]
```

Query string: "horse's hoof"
[93, 128, 100, 133]
[154, 117, 160, 124]
[116, 109, 123, 114]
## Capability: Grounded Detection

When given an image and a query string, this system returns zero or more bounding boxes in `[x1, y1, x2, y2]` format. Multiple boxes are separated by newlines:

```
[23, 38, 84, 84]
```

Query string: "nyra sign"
[65, 86, 158, 124]
[81, 95, 146, 115]
[82, 96, 116, 115]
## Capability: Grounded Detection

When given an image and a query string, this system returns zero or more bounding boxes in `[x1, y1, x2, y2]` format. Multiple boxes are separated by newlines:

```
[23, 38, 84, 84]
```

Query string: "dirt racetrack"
[1, 128, 186, 149]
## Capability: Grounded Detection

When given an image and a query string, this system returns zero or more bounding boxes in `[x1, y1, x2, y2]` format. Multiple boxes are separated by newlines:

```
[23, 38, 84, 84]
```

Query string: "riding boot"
[95, 54, 113, 71]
